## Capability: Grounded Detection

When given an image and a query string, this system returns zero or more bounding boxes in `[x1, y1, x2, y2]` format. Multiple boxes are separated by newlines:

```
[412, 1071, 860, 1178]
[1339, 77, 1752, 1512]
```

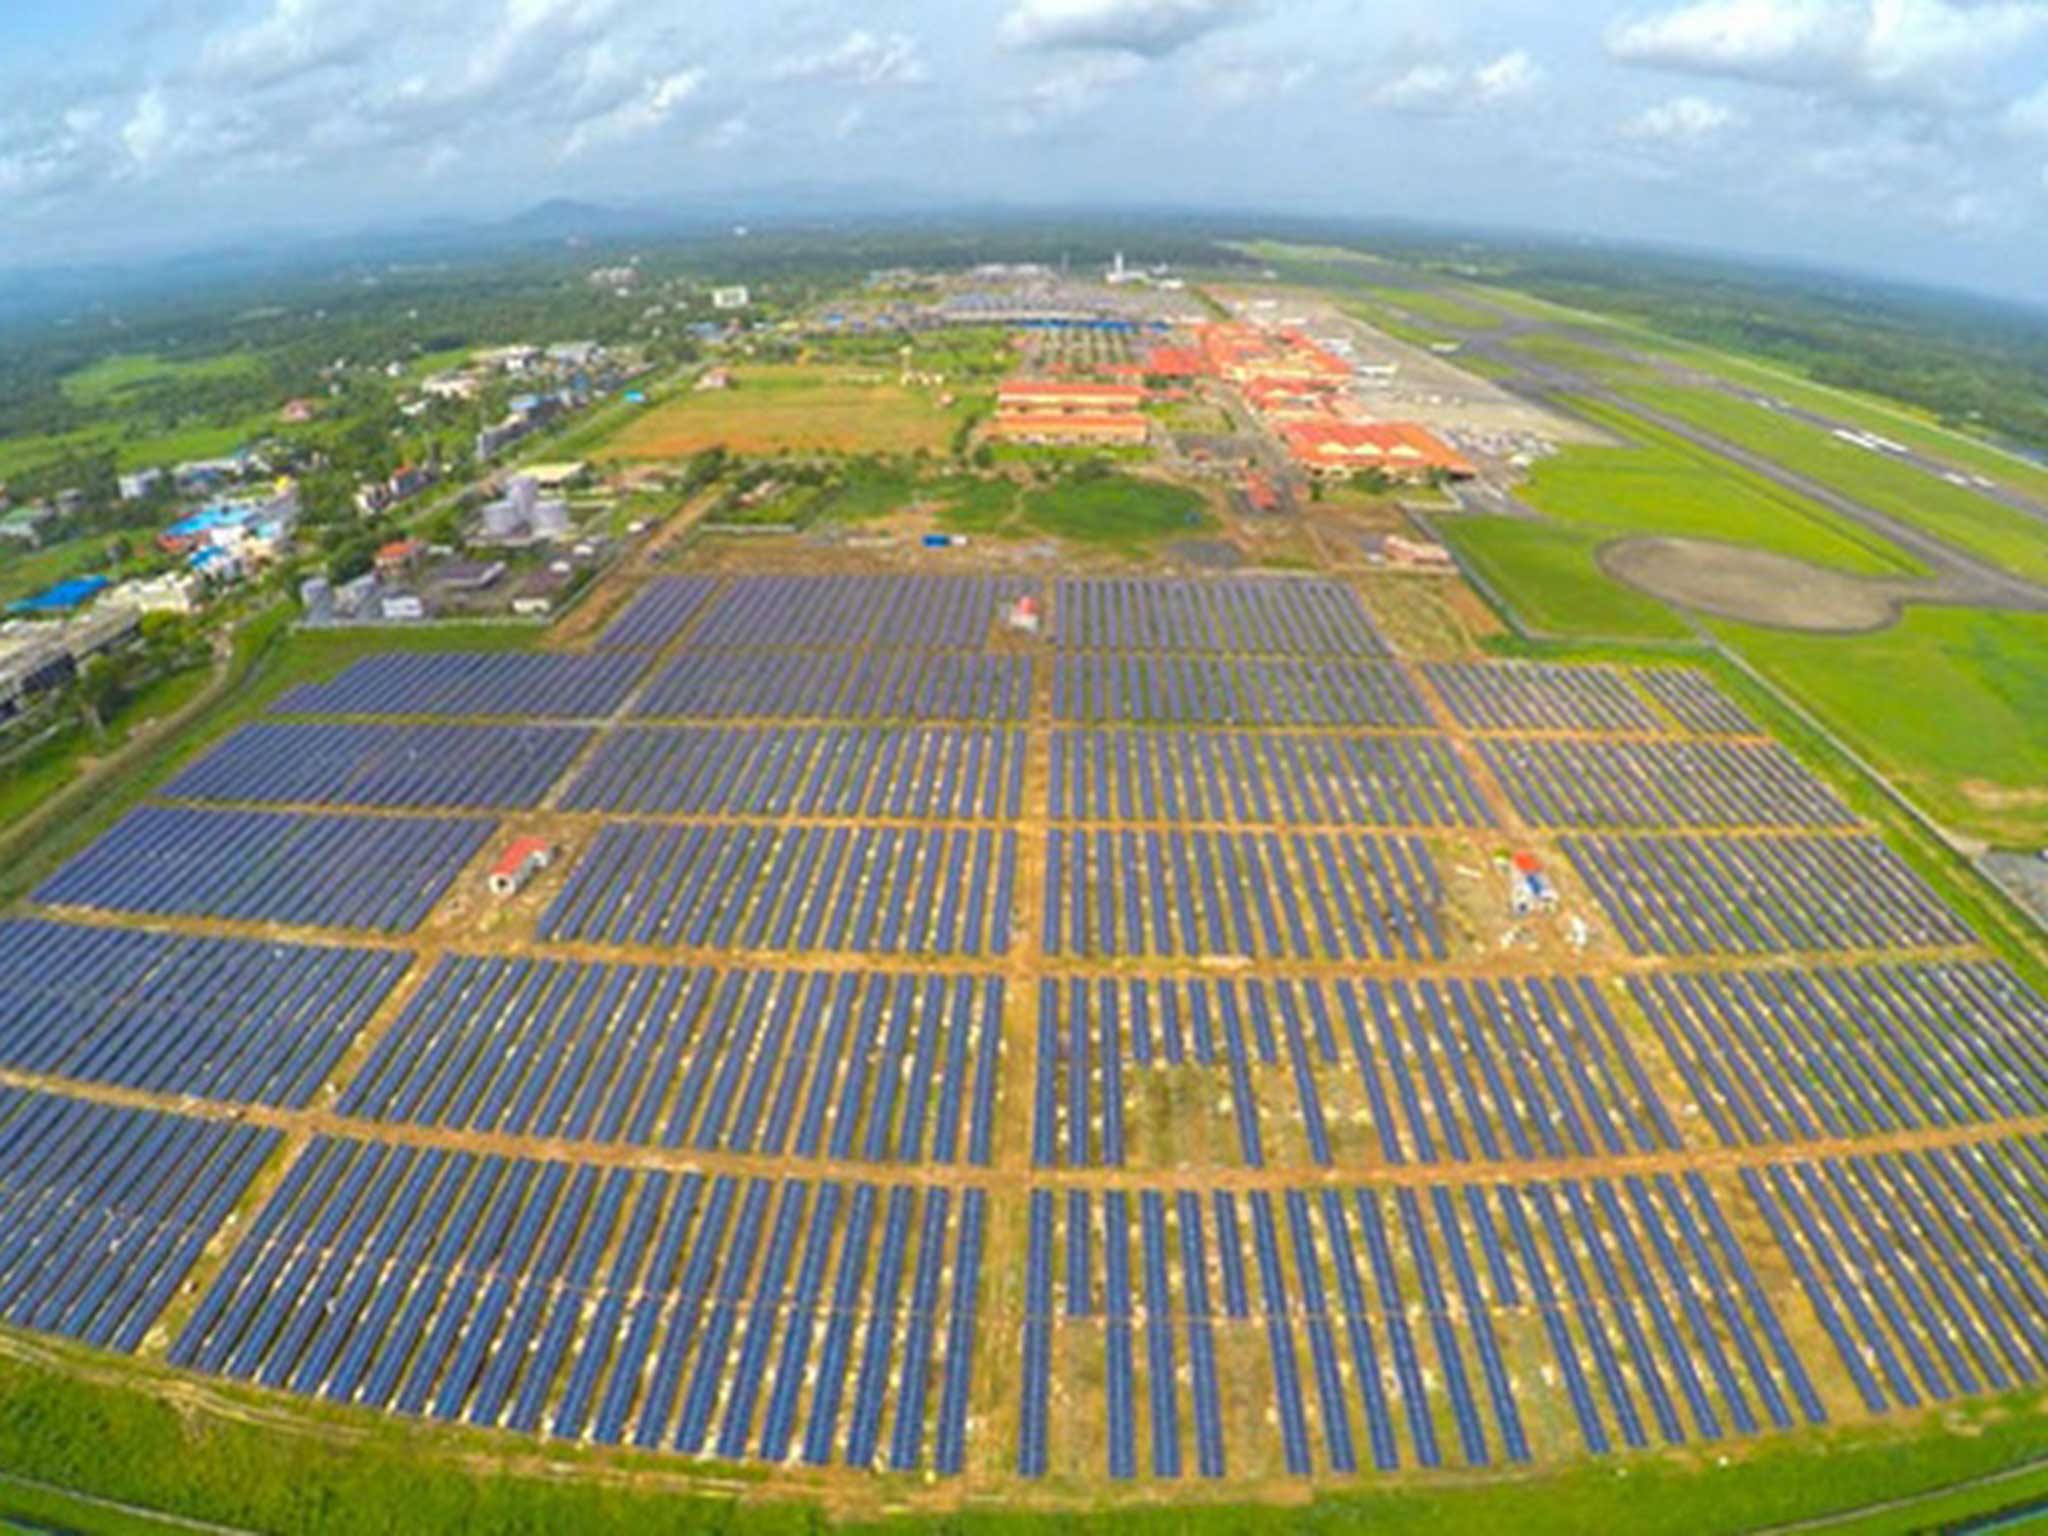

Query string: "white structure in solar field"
[488, 837, 557, 897]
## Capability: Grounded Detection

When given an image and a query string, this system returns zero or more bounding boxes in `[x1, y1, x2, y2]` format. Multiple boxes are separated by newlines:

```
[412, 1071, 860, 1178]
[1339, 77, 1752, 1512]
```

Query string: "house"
[487, 837, 557, 897]
[0, 504, 58, 548]
[712, 285, 751, 310]
[118, 468, 168, 502]
[375, 538, 425, 578]
[108, 573, 202, 615]
[280, 398, 319, 423]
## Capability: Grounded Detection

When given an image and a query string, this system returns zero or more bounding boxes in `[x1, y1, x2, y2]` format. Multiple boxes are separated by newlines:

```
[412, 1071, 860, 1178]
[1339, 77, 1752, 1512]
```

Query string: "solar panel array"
[341, 960, 1002, 1165]
[1560, 834, 1974, 956]
[0, 919, 410, 1106]
[1054, 577, 1386, 655]
[595, 575, 721, 650]
[564, 725, 1024, 819]
[1045, 829, 1443, 961]
[164, 722, 591, 810]
[1634, 667, 1759, 735]
[1020, 1174, 1819, 1479]
[1479, 739, 1853, 829]
[539, 822, 1016, 955]
[35, 806, 494, 933]
[1426, 662, 1662, 734]
[1055, 655, 1428, 726]
[273, 653, 651, 719]
[1632, 963, 2048, 1147]
[173, 1142, 985, 1472]
[635, 651, 1034, 722]
[1052, 729, 1490, 826]
[0, 1088, 279, 1352]
[1033, 976, 1678, 1171]
[6, 569, 2037, 1496]
[1744, 1137, 2048, 1411]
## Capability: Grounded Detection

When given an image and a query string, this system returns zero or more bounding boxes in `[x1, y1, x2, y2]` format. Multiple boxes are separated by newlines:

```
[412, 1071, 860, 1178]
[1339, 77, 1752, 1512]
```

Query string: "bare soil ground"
[1600, 536, 1921, 632]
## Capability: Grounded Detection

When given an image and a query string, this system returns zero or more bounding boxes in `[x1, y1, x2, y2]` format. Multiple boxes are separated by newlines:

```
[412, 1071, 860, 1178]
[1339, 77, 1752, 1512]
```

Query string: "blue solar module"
[0, 1088, 278, 1352]
[1053, 654, 1428, 727]
[1563, 834, 1977, 956]
[34, 806, 493, 932]
[1634, 668, 1759, 734]
[563, 725, 1023, 818]
[690, 575, 1035, 649]
[1051, 728, 1493, 826]
[163, 722, 590, 810]
[173, 1142, 986, 1473]
[633, 650, 1034, 721]
[0, 918, 409, 1106]
[1053, 577, 1386, 655]
[596, 575, 722, 649]
[344, 960, 1000, 1162]
[1425, 661, 1662, 733]
[1479, 738, 1852, 829]
[273, 652, 652, 718]
[540, 823, 1013, 955]
[1633, 962, 2048, 1148]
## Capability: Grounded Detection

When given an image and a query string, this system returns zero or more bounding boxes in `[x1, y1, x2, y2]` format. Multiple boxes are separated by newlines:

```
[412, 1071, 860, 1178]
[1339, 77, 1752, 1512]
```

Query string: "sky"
[3, 0, 2047, 302]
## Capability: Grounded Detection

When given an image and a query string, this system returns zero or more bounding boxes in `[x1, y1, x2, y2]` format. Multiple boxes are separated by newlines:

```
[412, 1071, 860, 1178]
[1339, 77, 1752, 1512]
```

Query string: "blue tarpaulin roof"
[7, 575, 109, 614]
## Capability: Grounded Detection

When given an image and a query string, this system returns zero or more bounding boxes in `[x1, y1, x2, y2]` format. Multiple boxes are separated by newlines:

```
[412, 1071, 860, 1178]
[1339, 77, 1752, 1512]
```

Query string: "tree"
[74, 653, 133, 736]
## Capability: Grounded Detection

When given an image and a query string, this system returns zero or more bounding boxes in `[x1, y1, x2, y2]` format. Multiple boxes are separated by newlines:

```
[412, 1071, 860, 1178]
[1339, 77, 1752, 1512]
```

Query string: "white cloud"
[833, 104, 868, 140]
[1627, 93, 1741, 140]
[999, 0, 1261, 57]
[1474, 50, 1543, 101]
[1371, 51, 1544, 113]
[2009, 81, 2048, 136]
[702, 114, 750, 151]
[1007, 53, 1146, 132]
[1607, 0, 2048, 107]
[1202, 58, 1315, 107]
[771, 30, 930, 87]
[120, 89, 173, 168]
[558, 67, 706, 159]
[197, 0, 377, 87]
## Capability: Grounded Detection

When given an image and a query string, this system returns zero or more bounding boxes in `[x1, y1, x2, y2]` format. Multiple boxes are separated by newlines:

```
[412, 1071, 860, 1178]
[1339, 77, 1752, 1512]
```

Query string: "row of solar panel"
[1053, 655, 1429, 727]
[1561, 834, 1974, 956]
[635, 651, 1034, 722]
[274, 653, 649, 718]
[0, 1088, 278, 1352]
[594, 575, 721, 650]
[562, 725, 1026, 820]
[538, 822, 1017, 956]
[1052, 577, 1384, 656]
[1746, 1137, 2048, 1412]
[1051, 728, 1492, 827]
[34, 807, 493, 934]
[687, 575, 1036, 651]
[1429, 664, 1758, 738]
[1020, 1174, 1819, 1478]
[172, 1144, 984, 1472]
[1634, 963, 2048, 1148]
[1031, 975, 1677, 1170]
[1044, 829, 1445, 962]
[340, 960, 1002, 1165]
[163, 722, 592, 810]
[0, 919, 409, 1107]
[1479, 738, 1853, 829]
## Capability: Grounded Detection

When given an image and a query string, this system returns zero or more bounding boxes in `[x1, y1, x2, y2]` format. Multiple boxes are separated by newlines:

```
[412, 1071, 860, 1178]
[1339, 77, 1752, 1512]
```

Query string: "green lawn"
[1709, 607, 2048, 846]
[1528, 398, 1922, 576]
[1438, 516, 1693, 641]
[59, 351, 266, 407]
[1622, 384, 2048, 585]
[1360, 284, 1502, 332]
[931, 476, 1021, 534]
[0, 533, 123, 607]
[1020, 475, 1210, 553]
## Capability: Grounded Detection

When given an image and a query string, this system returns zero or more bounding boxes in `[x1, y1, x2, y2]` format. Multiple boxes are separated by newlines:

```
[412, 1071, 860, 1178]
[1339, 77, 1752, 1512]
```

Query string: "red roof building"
[996, 381, 1148, 414]
[1278, 421, 1475, 480]
[989, 413, 1150, 446]
[488, 837, 557, 897]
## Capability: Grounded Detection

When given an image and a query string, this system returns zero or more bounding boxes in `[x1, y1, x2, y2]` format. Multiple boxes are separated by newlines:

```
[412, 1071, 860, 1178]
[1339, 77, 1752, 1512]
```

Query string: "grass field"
[59, 351, 267, 407]
[1020, 475, 1211, 553]
[601, 366, 963, 459]
[1438, 516, 1694, 641]
[1524, 398, 1920, 576]
[0, 533, 122, 607]
[1709, 607, 2048, 846]
[1360, 284, 1502, 332]
[1622, 384, 2048, 586]
[931, 476, 1021, 534]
